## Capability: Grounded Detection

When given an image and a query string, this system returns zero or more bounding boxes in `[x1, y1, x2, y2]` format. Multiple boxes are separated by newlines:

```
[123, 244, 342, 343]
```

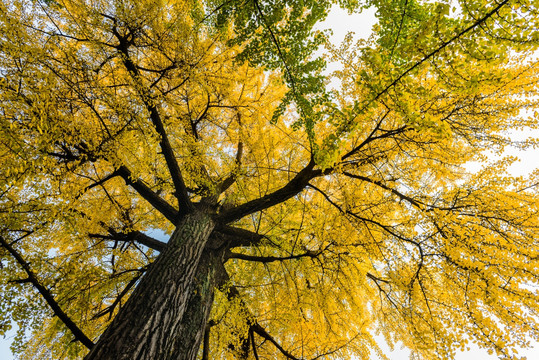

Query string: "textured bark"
[170, 246, 228, 359]
[85, 210, 215, 360]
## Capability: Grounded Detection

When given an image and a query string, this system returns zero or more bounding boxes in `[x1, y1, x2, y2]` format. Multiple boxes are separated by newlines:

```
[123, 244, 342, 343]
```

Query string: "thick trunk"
[171, 246, 226, 359]
[85, 211, 216, 360]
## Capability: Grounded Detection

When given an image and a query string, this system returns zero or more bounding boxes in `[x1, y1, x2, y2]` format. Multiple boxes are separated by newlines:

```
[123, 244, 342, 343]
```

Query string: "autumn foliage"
[0, 0, 538, 359]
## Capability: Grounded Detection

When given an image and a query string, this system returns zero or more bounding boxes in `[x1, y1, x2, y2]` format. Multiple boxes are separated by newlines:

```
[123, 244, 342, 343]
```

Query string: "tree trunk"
[85, 210, 216, 360]
[171, 245, 227, 359]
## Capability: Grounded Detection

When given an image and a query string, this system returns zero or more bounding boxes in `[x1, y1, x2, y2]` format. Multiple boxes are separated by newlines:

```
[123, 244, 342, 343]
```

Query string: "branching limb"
[114, 32, 193, 216]
[189, 93, 211, 140]
[116, 166, 178, 224]
[226, 249, 322, 263]
[0, 236, 95, 349]
[340, 110, 392, 161]
[342, 171, 472, 212]
[309, 184, 420, 247]
[214, 225, 267, 248]
[182, 93, 216, 190]
[89, 230, 166, 252]
[354, 0, 511, 116]
[252, 0, 297, 93]
[251, 323, 300, 360]
[92, 270, 145, 320]
[214, 261, 302, 360]
[340, 125, 407, 165]
[47, 146, 179, 225]
[218, 158, 323, 223]
[71, 205, 167, 254]
[342, 171, 423, 208]
[201, 320, 216, 360]
[311, 183, 430, 310]
[143, 92, 193, 216]
[46, 142, 180, 225]
[74, 170, 121, 200]
[250, 328, 260, 360]
[123, 231, 166, 252]
[366, 272, 401, 311]
[217, 140, 243, 194]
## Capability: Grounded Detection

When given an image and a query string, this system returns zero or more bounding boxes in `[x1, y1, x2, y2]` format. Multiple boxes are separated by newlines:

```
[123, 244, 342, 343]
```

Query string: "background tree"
[0, 0, 538, 359]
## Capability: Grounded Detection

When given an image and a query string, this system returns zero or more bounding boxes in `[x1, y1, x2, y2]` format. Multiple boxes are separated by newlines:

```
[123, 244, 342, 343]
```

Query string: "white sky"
[1, 5, 537, 360]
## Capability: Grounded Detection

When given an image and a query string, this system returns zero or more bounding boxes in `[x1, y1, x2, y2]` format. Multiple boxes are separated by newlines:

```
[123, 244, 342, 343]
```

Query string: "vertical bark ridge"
[85, 211, 215, 360]
[170, 248, 225, 360]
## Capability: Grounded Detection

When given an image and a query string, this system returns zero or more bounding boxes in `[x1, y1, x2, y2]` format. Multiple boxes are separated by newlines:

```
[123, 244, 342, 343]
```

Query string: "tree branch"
[147, 104, 193, 215]
[349, 0, 511, 124]
[341, 172, 473, 213]
[218, 159, 322, 223]
[201, 320, 214, 360]
[0, 236, 95, 349]
[73, 170, 122, 201]
[215, 225, 267, 248]
[217, 140, 243, 194]
[92, 271, 144, 320]
[214, 260, 301, 360]
[308, 184, 420, 247]
[252, 0, 297, 94]
[115, 33, 193, 217]
[125, 231, 167, 252]
[89, 230, 166, 252]
[226, 249, 322, 263]
[342, 171, 423, 209]
[116, 166, 178, 224]
[46, 143, 180, 226]
[251, 323, 300, 360]
[250, 328, 260, 360]
[340, 110, 394, 160]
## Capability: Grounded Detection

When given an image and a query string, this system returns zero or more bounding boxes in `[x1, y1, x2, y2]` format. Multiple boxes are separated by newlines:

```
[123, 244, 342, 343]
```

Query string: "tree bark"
[85, 210, 216, 360]
[170, 245, 228, 359]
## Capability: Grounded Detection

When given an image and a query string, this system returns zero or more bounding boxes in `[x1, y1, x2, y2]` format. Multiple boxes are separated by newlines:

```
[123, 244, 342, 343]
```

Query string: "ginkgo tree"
[0, 0, 538, 359]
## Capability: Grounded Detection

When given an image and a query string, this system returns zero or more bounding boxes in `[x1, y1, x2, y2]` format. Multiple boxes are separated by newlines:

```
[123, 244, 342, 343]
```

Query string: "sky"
[1, 4, 538, 360]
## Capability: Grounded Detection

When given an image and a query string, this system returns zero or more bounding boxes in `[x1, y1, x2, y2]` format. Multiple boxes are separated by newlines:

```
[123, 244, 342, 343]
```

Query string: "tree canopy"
[0, 0, 538, 359]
